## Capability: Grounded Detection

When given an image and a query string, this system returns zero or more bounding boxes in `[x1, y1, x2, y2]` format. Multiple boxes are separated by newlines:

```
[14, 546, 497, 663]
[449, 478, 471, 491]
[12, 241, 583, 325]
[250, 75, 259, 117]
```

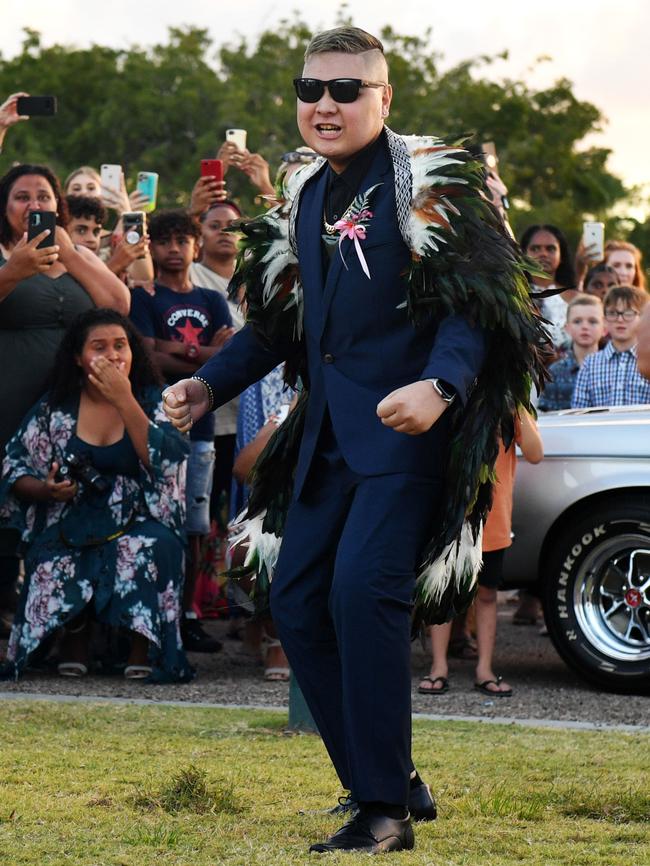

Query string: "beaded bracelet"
[191, 375, 215, 412]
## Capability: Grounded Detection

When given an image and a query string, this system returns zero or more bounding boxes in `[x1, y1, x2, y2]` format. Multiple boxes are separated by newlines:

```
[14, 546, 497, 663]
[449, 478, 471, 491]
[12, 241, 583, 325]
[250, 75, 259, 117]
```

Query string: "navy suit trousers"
[270, 443, 441, 806]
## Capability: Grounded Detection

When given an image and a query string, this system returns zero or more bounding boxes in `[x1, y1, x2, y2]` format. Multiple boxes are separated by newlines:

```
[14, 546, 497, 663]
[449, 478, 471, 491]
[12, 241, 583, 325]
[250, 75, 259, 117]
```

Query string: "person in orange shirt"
[419, 411, 544, 696]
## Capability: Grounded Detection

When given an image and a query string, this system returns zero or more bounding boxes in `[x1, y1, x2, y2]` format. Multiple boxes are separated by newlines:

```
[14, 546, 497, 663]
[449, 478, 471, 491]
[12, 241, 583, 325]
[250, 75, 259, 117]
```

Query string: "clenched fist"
[376, 380, 450, 435]
[162, 378, 211, 433]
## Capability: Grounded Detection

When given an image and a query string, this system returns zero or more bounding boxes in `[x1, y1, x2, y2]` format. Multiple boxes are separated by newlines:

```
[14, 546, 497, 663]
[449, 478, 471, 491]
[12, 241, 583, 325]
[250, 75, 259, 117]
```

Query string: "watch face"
[432, 378, 455, 402]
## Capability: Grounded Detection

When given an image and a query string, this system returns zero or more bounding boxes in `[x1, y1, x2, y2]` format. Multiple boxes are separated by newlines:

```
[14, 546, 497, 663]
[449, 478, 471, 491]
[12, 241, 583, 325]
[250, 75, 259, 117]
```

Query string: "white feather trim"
[261, 232, 296, 299]
[404, 140, 466, 193]
[229, 510, 282, 580]
[405, 140, 470, 255]
[417, 522, 483, 604]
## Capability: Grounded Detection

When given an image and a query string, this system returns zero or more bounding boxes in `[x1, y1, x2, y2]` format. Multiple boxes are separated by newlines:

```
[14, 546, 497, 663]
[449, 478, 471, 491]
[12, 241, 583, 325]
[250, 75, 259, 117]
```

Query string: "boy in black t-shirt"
[130, 210, 234, 653]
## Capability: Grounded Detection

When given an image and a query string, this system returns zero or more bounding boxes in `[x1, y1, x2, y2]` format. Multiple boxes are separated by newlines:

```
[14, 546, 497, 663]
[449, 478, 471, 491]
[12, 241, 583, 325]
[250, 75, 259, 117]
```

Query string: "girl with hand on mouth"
[0, 308, 192, 683]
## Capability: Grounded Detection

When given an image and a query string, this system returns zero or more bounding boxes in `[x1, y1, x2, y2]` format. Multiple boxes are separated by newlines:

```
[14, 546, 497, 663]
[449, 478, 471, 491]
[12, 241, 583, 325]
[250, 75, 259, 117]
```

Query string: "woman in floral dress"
[0, 308, 192, 682]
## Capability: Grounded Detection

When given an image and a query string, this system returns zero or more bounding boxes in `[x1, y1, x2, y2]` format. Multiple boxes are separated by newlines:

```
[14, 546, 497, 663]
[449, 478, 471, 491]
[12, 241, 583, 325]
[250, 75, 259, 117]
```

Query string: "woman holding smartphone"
[0, 164, 129, 627]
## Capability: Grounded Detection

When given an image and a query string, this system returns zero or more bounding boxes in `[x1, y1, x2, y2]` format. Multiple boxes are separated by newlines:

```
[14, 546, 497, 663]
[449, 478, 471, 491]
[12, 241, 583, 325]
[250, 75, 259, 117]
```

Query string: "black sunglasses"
[293, 77, 386, 104]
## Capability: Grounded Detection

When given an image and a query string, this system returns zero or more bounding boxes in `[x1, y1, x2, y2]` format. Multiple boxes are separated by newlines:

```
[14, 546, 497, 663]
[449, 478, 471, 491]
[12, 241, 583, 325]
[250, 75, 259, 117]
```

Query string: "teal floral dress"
[0, 386, 192, 682]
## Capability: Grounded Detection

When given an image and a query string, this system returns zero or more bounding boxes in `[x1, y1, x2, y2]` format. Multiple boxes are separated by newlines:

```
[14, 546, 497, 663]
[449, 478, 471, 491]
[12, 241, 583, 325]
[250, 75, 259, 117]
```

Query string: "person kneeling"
[0, 309, 192, 682]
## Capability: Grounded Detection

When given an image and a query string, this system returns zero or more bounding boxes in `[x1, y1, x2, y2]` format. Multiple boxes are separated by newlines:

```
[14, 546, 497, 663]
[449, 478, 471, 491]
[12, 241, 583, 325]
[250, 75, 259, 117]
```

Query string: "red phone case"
[200, 159, 223, 182]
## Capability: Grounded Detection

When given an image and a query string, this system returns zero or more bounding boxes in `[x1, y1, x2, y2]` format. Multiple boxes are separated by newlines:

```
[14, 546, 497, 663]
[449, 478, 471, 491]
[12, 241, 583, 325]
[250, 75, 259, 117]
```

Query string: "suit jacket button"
[323, 353, 334, 364]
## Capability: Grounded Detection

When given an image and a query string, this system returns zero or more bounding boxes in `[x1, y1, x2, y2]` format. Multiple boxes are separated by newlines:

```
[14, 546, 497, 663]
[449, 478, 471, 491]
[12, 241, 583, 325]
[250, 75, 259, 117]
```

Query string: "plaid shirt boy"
[572, 342, 650, 408]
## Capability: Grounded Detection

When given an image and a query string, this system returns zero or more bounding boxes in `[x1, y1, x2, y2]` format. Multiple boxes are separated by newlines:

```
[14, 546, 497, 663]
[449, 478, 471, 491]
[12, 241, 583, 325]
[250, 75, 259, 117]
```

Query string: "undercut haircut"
[65, 194, 106, 225]
[604, 284, 649, 312]
[148, 209, 200, 243]
[305, 27, 387, 76]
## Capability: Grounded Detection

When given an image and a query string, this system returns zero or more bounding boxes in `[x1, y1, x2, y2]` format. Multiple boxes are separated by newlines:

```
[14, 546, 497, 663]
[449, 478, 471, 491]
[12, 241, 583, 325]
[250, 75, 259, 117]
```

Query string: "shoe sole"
[309, 835, 415, 854]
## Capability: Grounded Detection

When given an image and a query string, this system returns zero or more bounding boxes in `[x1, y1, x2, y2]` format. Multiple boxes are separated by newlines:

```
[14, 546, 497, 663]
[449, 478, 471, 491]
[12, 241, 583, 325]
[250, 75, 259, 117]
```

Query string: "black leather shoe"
[309, 811, 414, 854]
[326, 782, 436, 823]
[408, 781, 437, 821]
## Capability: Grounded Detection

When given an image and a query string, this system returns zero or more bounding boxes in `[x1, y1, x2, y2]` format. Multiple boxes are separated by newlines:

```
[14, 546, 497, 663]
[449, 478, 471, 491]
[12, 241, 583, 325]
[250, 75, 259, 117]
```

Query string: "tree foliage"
[0, 19, 646, 265]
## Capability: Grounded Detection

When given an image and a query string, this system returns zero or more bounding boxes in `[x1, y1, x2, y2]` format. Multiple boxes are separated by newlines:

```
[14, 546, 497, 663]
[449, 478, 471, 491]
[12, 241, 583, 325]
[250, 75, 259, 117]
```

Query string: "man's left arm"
[377, 314, 486, 435]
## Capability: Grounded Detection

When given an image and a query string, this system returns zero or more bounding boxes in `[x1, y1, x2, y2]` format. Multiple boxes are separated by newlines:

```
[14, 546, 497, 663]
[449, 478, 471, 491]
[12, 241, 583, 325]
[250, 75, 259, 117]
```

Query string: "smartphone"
[136, 171, 158, 213]
[583, 221, 605, 261]
[27, 210, 56, 248]
[122, 211, 146, 243]
[16, 95, 57, 116]
[480, 140, 510, 211]
[481, 141, 499, 175]
[100, 164, 122, 194]
[201, 159, 223, 182]
[226, 128, 247, 151]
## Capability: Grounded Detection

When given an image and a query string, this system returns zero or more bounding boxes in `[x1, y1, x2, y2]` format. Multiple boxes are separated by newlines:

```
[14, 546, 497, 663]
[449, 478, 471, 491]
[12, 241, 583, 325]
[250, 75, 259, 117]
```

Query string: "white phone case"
[583, 221, 605, 260]
[226, 129, 247, 151]
[100, 163, 122, 193]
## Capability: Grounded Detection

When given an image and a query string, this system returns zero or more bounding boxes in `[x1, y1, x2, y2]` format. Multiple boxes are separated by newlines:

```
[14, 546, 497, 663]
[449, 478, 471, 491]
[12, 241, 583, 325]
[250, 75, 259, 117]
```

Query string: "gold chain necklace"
[323, 204, 353, 235]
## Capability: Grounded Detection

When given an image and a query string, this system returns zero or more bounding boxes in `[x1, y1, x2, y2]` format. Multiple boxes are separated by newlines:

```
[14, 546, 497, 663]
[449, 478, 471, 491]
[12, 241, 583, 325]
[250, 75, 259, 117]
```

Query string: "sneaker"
[181, 618, 223, 653]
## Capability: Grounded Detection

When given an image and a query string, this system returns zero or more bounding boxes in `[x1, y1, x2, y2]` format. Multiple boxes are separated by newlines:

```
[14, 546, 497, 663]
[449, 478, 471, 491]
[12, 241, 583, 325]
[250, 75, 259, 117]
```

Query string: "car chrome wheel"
[574, 534, 650, 663]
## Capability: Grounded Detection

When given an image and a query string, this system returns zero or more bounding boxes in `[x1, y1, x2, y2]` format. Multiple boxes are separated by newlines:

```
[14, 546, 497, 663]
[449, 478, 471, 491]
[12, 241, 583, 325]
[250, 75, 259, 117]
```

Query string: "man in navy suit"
[163, 26, 486, 854]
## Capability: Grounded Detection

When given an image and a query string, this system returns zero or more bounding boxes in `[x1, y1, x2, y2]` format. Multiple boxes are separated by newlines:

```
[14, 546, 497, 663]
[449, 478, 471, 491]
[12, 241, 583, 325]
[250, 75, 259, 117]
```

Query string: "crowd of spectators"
[0, 88, 648, 692]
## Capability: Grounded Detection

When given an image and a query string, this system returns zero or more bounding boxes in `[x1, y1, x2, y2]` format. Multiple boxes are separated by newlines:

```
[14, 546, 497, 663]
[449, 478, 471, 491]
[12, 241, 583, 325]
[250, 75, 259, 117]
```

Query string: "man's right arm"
[195, 324, 288, 408]
[163, 326, 295, 433]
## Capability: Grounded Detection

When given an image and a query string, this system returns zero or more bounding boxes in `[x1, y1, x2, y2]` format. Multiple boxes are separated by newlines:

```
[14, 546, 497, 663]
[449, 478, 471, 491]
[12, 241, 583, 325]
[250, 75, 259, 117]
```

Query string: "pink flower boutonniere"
[324, 182, 382, 280]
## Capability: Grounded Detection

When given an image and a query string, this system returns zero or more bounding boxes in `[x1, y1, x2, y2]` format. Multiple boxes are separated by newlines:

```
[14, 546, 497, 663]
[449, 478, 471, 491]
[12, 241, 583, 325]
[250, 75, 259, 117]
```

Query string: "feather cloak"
[227, 127, 550, 627]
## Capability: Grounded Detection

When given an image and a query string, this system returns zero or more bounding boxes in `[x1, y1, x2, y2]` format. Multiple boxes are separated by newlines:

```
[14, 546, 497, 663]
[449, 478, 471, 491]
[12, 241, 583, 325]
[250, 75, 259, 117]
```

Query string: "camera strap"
[59, 509, 136, 549]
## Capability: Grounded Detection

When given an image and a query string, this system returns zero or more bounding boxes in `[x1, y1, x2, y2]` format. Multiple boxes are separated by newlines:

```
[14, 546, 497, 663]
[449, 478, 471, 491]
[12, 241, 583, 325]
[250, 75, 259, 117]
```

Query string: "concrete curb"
[1, 690, 649, 734]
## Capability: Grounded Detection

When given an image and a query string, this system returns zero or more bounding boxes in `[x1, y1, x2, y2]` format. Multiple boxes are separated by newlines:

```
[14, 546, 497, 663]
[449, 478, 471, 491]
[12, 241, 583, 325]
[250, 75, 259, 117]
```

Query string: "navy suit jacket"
[199, 138, 486, 499]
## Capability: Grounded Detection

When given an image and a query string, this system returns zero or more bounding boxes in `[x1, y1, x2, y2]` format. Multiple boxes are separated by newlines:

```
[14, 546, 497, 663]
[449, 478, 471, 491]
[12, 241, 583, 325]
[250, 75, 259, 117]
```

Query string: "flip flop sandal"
[264, 667, 291, 682]
[263, 635, 290, 682]
[474, 676, 513, 697]
[124, 665, 152, 680]
[418, 675, 449, 695]
[57, 661, 88, 678]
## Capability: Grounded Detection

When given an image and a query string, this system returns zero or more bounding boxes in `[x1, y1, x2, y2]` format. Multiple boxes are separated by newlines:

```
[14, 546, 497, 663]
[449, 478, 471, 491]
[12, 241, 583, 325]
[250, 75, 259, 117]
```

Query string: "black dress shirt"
[324, 130, 385, 226]
[322, 130, 386, 269]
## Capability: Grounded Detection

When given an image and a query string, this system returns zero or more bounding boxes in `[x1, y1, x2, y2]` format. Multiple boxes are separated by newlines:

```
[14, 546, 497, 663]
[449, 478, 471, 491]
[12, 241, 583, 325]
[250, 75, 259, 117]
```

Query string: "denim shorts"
[185, 439, 215, 536]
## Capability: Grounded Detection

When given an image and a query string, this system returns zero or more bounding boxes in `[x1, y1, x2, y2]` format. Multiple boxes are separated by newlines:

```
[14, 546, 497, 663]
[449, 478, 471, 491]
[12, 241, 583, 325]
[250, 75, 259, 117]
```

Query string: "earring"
[382, 108, 389, 118]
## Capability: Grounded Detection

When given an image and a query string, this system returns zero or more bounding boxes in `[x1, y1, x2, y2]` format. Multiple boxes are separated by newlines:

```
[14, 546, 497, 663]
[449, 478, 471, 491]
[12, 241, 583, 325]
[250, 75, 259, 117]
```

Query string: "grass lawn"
[0, 700, 647, 866]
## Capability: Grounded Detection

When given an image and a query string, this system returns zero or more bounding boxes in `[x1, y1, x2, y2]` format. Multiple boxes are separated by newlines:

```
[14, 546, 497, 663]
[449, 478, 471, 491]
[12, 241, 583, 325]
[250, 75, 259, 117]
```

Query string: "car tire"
[542, 495, 650, 693]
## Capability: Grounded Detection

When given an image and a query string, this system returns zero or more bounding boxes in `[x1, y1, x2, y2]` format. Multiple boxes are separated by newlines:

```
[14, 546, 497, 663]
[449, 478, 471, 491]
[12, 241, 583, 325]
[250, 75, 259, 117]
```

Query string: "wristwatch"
[428, 378, 456, 404]
[185, 343, 199, 360]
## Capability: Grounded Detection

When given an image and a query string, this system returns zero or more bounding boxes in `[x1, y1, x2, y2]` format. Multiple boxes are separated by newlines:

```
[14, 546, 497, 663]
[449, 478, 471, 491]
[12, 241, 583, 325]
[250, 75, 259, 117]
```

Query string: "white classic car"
[502, 404, 650, 692]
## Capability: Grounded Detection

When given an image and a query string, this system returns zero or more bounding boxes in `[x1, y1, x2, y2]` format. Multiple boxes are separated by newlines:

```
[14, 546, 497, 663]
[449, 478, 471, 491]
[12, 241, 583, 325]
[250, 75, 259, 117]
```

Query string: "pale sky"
[1, 0, 648, 210]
